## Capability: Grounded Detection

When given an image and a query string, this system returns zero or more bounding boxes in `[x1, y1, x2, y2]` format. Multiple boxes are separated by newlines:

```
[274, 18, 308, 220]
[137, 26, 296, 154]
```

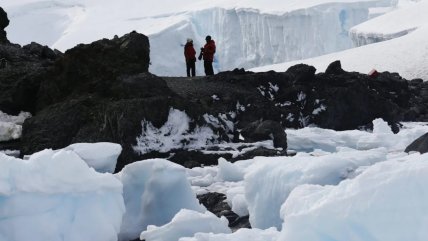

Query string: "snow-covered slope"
[3, 0, 397, 76]
[252, 0, 428, 80]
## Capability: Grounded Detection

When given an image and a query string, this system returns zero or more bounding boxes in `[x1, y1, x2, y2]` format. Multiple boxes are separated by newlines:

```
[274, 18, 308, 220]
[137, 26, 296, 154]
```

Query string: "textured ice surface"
[0, 150, 125, 241]
[179, 227, 279, 241]
[244, 148, 388, 229]
[140, 209, 230, 241]
[116, 159, 205, 241]
[253, 1, 428, 80]
[64, 142, 122, 173]
[278, 153, 428, 241]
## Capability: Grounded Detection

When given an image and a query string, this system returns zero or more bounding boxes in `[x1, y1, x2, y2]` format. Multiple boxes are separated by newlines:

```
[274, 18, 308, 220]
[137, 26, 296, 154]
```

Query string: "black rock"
[241, 120, 287, 149]
[325, 60, 345, 75]
[405, 132, 428, 154]
[197, 192, 251, 230]
[286, 63, 316, 83]
[0, 7, 10, 44]
[36, 31, 151, 110]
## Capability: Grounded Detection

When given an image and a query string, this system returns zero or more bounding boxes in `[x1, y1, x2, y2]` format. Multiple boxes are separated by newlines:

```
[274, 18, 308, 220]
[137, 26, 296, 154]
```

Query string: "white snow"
[140, 209, 231, 241]
[287, 119, 428, 152]
[64, 142, 122, 173]
[278, 153, 428, 241]
[115, 159, 205, 241]
[0, 150, 125, 241]
[133, 108, 216, 154]
[0, 111, 31, 142]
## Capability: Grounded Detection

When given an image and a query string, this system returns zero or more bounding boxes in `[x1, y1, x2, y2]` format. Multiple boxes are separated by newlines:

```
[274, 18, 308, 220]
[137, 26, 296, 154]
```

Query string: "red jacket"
[203, 40, 216, 62]
[184, 42, 196, 61]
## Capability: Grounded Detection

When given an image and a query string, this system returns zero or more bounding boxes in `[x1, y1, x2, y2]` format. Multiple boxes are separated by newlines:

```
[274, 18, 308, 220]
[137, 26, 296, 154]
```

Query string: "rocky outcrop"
[197, 192, 251, 231]
[0, 7, 9, 44]
[405, 133, 428, 154]
[36, 31, 150, 110]
[241, 120, 287, 150]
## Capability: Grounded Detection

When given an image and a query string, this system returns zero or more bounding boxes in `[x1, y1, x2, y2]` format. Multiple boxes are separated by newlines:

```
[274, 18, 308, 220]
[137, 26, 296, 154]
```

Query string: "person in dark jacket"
[198, 35, 216, 76]
[184, 38, 196, 77]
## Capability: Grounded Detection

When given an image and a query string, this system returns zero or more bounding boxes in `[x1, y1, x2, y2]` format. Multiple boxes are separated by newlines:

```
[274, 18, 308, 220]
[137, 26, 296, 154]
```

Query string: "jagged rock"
[36, 31, 151, 110]
[231, 146, 285, 162]
[241, 120, 287, 149]
[325, 60, 345, 75]
[0, 44, 57, 115]
[168, 150, 232, 168]
[286, 63, 316, 83]
[405, 132, 428, 154]
[197, 192, 251, 231]
[0, 7, 10, 44]
[22, 42, 58, 60]
[21, 92, 202, 171]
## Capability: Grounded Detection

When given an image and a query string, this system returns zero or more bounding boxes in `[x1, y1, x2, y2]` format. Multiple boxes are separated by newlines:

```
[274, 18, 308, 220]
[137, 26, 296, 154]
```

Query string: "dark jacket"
[202, 40, 216, 62]
[184, 42, 196, 62]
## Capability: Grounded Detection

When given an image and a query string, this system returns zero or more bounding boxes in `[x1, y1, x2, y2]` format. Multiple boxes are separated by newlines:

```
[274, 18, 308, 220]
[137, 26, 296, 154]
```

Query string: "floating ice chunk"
[0, 150, 124, 241]
[180, 227, 279, 241]
[140, 209, 230, 241]
[244, 148, 387, 229]
[116, 159, 205, 241]
[372, 118, 393, 134]
[278, 153, 428, 241]
[64, 142, 122, 173]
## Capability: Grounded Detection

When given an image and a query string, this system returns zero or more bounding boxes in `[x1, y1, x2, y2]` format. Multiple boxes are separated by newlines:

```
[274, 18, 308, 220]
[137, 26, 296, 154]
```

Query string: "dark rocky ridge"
[0, 7, 9, 44]
[1, 6, 428, 170]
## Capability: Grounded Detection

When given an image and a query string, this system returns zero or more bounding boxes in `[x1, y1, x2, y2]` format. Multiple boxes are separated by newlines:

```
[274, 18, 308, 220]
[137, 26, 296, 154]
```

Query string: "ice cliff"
[3, 0, 397, 76]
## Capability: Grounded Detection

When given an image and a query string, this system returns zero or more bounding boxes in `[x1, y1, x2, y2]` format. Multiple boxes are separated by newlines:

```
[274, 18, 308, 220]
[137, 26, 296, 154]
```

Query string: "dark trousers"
[204, 61, 214, 76]
[186, 60, 196, 77]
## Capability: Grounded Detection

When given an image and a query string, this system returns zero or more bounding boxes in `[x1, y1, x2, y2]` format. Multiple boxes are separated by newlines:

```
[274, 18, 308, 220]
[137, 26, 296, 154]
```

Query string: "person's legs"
[207, 61, 214, 75]
[204, 61, 209, 76]
[204, 61, 214, 76]
[186, 62, 191, 77]
[191, 60, 196, 77]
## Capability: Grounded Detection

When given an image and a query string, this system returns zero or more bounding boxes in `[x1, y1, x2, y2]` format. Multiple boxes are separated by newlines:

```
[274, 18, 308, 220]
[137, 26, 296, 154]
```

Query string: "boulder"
[241, 120, 287, 150]
[286, 63, 316, 83]
[405, 133, 428, 154]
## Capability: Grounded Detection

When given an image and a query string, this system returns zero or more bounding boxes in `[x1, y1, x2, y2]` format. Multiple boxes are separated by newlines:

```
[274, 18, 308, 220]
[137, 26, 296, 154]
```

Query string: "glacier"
[3, 0, 399, 76]
[253, 0, 428, 80]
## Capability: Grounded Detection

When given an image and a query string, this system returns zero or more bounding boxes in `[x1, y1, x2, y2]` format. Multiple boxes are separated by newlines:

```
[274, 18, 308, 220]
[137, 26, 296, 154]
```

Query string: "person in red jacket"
[184, 38, 196, 77]
[198, 35, 216, 76]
